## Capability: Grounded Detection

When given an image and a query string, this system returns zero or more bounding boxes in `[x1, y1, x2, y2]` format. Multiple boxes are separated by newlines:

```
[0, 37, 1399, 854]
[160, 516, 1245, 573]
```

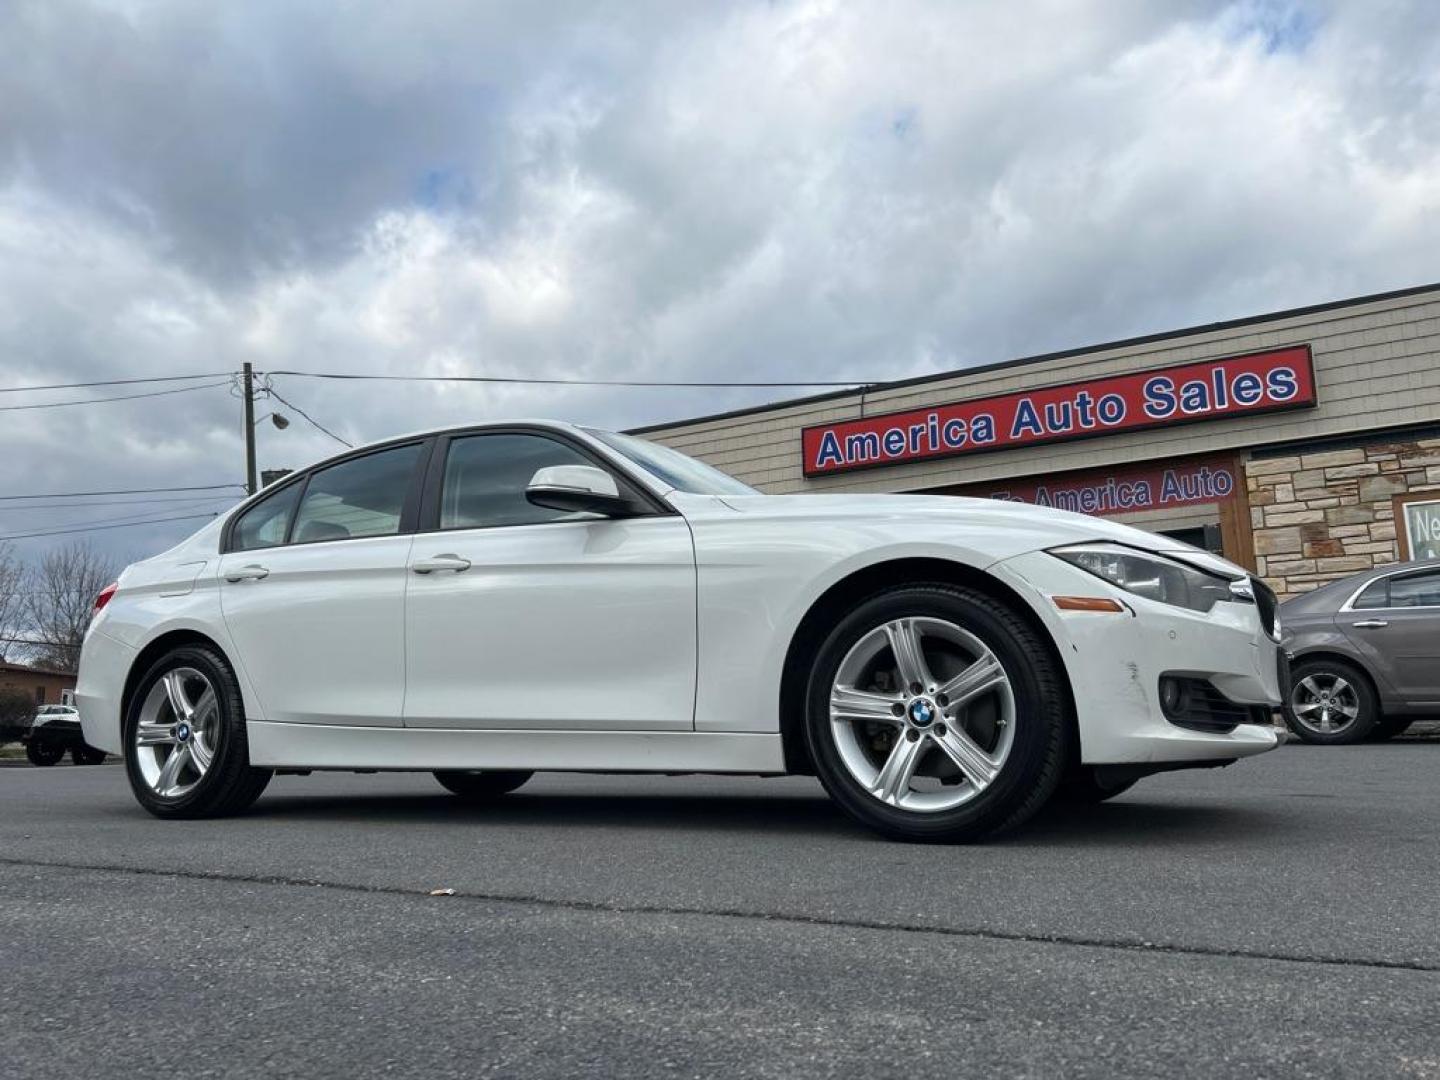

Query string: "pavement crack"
[2, 855, 1436, 975]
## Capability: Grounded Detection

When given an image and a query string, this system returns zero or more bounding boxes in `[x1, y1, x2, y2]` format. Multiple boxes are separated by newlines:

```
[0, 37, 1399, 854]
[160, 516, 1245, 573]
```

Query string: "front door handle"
[410, 554, 472, 575]
[1352, 619, 1389, 629]
[224, 564, 270, 583]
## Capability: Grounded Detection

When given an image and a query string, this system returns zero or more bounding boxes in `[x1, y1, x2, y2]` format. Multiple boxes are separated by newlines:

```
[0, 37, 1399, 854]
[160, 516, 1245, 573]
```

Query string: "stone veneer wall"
[1246, 437, 1440, 598]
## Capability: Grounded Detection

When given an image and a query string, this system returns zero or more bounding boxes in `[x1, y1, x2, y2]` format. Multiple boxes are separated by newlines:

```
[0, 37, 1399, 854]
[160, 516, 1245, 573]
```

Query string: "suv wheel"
[804, 584, 1068, 843]
[123, 645, 273, 818]
[1283, 658, 1378, 745]
[26, 740, 66, 767]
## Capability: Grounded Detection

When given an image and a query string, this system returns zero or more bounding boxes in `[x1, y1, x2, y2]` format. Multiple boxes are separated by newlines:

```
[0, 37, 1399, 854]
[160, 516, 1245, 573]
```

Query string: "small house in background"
[0, 661, 77, 707]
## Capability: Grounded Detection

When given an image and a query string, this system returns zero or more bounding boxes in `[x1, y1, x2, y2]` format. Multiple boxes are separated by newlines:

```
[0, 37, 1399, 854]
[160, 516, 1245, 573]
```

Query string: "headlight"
[1049, 542, 1236, 614]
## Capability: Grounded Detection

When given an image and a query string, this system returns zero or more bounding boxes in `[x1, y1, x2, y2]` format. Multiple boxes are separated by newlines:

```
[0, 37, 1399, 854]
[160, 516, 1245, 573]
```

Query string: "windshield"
[586, 429, 760, 497]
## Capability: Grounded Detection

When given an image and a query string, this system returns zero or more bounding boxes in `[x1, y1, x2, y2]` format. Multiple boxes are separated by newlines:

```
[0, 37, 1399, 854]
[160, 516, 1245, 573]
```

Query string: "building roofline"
[0, 661, 76, 680]
[627, 280, 1440, 435]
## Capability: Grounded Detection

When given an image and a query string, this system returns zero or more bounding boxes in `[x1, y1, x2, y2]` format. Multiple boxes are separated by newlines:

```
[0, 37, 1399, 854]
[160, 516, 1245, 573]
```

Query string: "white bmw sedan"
[77, 421, 1282, 841]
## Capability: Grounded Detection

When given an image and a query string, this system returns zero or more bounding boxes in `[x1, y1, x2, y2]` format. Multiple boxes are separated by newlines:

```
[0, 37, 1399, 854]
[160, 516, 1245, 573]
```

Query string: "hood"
[711, 492, 1250, 577]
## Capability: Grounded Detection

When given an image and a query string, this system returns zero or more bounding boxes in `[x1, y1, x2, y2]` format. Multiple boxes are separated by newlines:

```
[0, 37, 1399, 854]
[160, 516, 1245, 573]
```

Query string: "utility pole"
[242, 362, 257, 495]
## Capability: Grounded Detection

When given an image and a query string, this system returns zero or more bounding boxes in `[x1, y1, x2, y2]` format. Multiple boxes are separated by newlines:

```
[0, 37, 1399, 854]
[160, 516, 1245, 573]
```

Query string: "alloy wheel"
[1289, 672, 1361, 736]
[829, 616, 1016, 813]
[133, 667, 221, 798]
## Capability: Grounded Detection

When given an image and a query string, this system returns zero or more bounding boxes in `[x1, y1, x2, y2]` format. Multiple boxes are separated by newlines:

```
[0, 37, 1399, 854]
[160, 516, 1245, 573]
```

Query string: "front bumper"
[993, 550, 1282, 766]
[23, 717, 84, 744]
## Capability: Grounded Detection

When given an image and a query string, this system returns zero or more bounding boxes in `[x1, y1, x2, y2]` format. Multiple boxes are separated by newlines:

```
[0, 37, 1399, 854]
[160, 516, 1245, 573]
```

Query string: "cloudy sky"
[2, 0, 1438, 567]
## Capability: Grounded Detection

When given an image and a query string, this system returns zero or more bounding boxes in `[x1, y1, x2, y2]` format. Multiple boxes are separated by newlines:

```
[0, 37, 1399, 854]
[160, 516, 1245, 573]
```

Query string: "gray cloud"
[1, 0, 1438, 562]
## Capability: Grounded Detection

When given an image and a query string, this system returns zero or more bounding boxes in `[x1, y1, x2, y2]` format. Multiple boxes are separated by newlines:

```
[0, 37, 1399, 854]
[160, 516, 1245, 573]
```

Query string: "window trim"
[1340, 566, 1440, 612]
[415, 425, 672, 536]
[220, 437, 435, 554]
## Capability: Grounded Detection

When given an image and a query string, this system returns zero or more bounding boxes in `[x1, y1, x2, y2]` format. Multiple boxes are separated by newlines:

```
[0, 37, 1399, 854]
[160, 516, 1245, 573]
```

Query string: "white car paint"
[76, 420, 1281, 775]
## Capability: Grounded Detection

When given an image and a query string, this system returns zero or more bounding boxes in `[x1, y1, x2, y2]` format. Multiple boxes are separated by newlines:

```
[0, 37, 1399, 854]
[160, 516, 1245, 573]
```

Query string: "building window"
[35, 686, 45, 705]
[1397, 495, 1440, 561]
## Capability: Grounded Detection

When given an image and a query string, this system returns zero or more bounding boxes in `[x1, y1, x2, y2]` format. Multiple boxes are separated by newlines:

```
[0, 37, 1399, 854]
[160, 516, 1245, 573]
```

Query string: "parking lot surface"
[3, 732, 1439, 1078]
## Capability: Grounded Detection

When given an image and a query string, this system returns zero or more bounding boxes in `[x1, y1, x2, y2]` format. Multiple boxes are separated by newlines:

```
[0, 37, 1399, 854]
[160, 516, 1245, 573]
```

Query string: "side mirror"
[525, 465, 635, 517]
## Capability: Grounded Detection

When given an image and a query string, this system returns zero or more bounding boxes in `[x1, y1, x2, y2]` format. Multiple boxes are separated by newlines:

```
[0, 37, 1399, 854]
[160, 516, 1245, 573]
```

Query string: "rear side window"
[1389, 571, 1440, 608]
[440, 433, 598, 530]
[292, 443, 423, 543]
[231, 483, 302, 552]
[1352, 579, 1389, 609]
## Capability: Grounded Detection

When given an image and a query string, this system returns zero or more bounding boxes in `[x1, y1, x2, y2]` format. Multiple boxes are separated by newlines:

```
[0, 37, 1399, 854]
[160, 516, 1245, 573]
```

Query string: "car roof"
[1282, 557, 1440, 613]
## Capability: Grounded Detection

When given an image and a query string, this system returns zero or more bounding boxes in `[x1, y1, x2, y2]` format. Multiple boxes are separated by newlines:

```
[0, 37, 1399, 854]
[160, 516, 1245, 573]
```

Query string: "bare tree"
[24, 541, 117, 672]
[0, 542, 25, 664]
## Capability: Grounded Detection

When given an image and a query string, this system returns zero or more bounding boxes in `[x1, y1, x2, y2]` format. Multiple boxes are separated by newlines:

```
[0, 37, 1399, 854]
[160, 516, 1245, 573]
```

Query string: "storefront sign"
[959, 456, 1238, 518]
[1398, 496, 1440, 561]
[801, 345, 1316, 477]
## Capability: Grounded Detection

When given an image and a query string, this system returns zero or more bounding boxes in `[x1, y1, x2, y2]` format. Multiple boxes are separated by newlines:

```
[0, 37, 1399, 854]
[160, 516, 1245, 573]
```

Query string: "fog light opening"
[1159, 676, 1186, 719]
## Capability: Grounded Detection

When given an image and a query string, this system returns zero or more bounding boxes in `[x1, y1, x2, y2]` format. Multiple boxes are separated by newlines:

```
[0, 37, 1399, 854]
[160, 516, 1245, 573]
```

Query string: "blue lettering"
[972, 413, 996, 443]
[1096, 394, 1126, 425]
[942, 418, 967, 448]
[1011, 399, 1045, 438]
[1231, 372, 1263, 405]
[843, 431, 881, 463]
[1043, 400, 1073, 433]
[1267, 366, 1298, 401]
[815, 431, 843, 469]
[884, 428, 906, 455]
[1179, 379, 1211, 414]
[1143, 376, 1176, 419]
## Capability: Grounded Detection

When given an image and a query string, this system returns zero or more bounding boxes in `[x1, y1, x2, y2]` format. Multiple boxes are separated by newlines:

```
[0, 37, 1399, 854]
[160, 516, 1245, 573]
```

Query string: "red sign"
[801, 345, 1316, 476]
[958, 456, 1239, 518]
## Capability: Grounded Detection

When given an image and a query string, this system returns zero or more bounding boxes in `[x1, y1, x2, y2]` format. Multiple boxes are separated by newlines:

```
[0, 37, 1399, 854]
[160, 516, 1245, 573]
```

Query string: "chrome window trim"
[1338, 566, 1440, 612]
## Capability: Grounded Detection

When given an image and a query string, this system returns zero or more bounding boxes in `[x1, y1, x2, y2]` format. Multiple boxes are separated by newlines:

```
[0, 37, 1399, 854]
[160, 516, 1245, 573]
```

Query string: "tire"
[1370, 717, 1414, 741]
[71, 745, 108, 766]
[803, 583, 1069, 843]
[122, 645, 273, 818]
[1283, 658, 1379, 745]
[433, 770, 533, 800]
[26, 740, 66, 767]
[1053, 769, 1138, 805]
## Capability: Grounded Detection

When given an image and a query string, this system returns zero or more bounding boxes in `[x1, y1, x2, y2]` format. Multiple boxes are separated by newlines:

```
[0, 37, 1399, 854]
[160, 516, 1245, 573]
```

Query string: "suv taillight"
[94, 582, 118, 613]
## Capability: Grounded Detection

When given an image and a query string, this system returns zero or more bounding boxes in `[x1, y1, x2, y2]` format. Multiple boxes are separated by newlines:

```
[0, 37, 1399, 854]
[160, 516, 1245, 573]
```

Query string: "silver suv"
[1279, 560, 1440, 744]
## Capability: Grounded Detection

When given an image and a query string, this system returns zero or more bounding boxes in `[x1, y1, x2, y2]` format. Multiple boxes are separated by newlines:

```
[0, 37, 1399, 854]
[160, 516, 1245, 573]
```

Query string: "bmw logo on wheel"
[908, 699, 935, 727]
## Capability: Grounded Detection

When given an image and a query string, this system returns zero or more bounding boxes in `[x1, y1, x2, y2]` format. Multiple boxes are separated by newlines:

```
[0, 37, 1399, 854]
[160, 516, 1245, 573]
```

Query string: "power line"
[0, 379, 233, 412]
[0, 498, 232, 533]
[0, 484, 244, 502]
[0, 494, 241, 512]
[263, 369, 876, 389]
[0, 511, 221, 542]
[0, 635, 79, 651]
[264, 385, 353, 448]
[0, 372, 233, 395]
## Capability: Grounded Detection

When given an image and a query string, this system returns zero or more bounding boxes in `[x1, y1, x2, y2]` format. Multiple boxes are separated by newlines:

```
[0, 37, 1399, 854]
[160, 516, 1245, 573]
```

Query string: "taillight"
[94, 582, 119, 614]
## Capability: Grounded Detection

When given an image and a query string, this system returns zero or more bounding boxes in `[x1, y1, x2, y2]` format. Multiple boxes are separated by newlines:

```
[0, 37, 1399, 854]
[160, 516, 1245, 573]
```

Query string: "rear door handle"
[410, 554, 472, 575]
[224, 564, 270, 583]
[1352, 619, 1389, 629]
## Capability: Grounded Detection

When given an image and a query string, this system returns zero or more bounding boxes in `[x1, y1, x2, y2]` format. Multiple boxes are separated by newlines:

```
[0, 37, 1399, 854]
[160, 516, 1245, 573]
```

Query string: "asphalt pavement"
[3, 730, 1439, 1078]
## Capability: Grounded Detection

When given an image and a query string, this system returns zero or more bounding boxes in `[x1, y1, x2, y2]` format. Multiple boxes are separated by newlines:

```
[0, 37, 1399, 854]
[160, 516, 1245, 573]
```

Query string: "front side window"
[440, 433, 600, 530]
[1389, 570, 1440, 608]
[291, 443, 423, 543]
[584, 428, 759, 497]
[231, 482, 302, 552]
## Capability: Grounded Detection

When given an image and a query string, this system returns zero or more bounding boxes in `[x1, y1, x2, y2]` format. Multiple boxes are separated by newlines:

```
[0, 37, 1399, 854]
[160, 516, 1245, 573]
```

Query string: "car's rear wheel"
[70, 745, 107, 766]
[804, 584, 1068, 843]
[433, 770, 533, 800]
[26, 740, 66, 767]
[123, 645, 272, 818]
[1282, 658, 1378, 745]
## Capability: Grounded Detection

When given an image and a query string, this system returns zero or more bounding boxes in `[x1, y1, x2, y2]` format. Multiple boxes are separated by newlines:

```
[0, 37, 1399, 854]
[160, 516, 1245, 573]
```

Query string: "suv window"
[1352, 578, 1390, 609]
[1388, 570, 1440, 608]
[231, 482, 302, 552]
[291, 443, 423, 544]
[440, 433, 600, 530]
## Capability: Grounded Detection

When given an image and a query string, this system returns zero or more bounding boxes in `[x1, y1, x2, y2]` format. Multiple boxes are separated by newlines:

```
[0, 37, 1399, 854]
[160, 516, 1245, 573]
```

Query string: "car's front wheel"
[804, 583, 1068, 843]
[1282, 658, 1378, 745]
[123, 645, 272, 818]
[25, 740, 66, 767]
[71, 745, 107, 766]
[433, 770, 533, 800]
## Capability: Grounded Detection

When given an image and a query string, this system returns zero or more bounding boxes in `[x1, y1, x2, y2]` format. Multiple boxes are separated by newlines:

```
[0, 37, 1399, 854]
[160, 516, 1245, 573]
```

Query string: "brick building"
[636, 283, 1440, 598]
[0, 661, 77, 707]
